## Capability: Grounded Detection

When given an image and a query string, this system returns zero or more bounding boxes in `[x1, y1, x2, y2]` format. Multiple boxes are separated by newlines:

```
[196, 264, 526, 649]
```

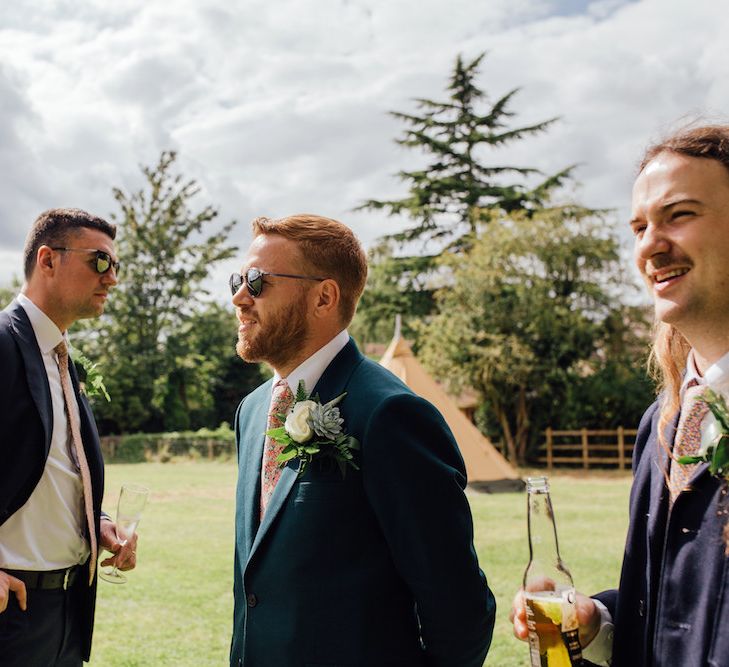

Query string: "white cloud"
[0, 0, 726, 296]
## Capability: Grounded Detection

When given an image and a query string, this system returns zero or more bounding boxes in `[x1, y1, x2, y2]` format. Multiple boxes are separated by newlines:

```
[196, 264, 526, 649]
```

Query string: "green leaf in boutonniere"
[71, 349, 111, 402]
[265, 379, 359, 477]
[676, 388, 729, 474]
[676, 387, 729, 552]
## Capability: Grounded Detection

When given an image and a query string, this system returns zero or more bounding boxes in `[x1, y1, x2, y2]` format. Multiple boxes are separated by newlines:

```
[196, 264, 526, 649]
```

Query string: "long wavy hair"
[641, 125, 729, 442]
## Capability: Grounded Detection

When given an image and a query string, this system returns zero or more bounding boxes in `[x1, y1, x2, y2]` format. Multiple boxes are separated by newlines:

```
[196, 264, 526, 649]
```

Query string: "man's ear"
[36, 246, 55, 275]
[313, 279, 340, 319]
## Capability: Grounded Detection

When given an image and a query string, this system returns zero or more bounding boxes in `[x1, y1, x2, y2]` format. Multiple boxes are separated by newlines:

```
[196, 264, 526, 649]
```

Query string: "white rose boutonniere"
[285, 401, 318, 443]
[266, 380, 359, 477]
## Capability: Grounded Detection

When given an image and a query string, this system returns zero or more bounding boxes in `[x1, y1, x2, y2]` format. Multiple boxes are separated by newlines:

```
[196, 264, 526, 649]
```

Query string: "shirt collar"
[704, 348, 729, 390]
[682, 348, 729, 398]
[272, 329, 349, 397]
[17, 293, 65, 355]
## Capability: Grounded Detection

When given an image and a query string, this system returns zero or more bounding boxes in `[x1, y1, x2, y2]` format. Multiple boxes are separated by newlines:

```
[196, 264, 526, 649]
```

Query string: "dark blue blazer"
[0, 299, 105, 661]
[595, 398, 729, 666]
[231, 339, 495, 667]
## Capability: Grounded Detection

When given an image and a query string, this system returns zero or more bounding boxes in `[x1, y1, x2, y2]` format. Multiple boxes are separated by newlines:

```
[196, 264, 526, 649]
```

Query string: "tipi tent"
[380, 329, 524, 493]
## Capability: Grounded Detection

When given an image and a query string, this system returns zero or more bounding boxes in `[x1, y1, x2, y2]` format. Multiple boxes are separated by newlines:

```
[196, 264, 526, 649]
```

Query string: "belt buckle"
[63, 567, 71, 590]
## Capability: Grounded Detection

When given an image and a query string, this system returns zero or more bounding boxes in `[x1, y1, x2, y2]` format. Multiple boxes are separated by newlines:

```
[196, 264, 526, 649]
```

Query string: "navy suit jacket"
[231, 339, 495, 667]
[595, 398, 729, 666]
[0, 299, 105, 661]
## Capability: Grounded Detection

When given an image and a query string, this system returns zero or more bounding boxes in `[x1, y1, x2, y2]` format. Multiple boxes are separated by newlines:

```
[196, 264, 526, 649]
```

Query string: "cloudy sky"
[1, 0, 727, 294]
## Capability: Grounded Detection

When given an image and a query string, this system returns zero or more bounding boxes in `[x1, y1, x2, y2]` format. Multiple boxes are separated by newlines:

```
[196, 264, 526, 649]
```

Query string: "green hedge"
[101, 423, 236, 463]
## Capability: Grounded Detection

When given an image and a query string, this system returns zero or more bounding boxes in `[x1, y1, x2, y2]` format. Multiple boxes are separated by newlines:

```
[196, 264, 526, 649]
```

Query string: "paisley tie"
[669, 382, 710, 504]
[54, 341, 97, 584]
[260, 379, 295, 519]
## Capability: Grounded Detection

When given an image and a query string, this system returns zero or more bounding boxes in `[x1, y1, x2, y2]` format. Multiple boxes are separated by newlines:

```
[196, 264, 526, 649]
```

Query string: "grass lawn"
[92, 462, 632, 666]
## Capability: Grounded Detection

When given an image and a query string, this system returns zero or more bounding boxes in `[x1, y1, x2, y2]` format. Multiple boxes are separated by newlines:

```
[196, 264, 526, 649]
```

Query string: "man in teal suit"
[229, 214, 495, 667]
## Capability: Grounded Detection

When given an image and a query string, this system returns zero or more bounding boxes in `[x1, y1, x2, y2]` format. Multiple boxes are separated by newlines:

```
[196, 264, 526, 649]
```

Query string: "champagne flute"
[100, 483, 149, 584]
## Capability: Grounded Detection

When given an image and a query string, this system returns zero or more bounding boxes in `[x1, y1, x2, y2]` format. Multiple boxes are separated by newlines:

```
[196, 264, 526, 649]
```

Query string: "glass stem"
[110, 539, 128, 575]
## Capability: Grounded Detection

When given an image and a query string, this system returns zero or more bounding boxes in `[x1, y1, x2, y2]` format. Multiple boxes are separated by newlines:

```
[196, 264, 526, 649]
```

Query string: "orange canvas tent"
[379, 329, 524, 492]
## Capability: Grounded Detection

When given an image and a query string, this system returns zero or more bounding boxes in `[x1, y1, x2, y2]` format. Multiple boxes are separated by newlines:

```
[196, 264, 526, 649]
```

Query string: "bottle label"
[524, 589, 583, 666]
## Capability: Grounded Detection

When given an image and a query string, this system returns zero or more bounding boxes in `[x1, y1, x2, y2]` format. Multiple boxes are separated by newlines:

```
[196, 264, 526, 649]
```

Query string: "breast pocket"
[294, 479, 355, 503]
[293, 457, 361, 504]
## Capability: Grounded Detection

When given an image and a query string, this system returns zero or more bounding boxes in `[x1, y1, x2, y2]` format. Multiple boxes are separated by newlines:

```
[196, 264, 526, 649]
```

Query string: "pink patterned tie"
[669, 382, 710, 504]
[54, 341, 97, 584]
[260, 379, 295, 519]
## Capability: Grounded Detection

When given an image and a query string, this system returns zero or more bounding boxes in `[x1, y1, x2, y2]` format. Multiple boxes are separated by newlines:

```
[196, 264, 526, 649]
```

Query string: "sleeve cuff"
[581, 598, 613, 666]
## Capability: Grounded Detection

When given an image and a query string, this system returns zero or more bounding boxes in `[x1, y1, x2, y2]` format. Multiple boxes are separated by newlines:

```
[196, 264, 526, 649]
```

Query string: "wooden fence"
[100, 435, 234, 462]
[538, 427, 639, 470]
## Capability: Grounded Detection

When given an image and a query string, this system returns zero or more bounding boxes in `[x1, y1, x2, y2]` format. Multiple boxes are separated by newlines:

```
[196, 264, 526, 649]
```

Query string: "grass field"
[91, 462, 632, 666]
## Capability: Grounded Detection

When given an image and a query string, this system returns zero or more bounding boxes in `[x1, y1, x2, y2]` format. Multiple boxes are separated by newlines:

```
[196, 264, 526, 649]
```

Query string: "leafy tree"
[415, 208, 653, 464]
[359, 52, 574, 249]
[0, 277, 22, 309]
[184, 301, 267, 429]
[355, 53, 580, 343]
[556, 305, 655, 429]
[79, 151, 238, 433]
[0, 286, 15, 309]
[350, 239, 434, 347]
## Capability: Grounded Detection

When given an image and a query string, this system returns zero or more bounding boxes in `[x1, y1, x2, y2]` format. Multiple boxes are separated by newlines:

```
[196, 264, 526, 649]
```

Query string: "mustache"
[236, 307, 256, 321]
[646, 253, 692, 272]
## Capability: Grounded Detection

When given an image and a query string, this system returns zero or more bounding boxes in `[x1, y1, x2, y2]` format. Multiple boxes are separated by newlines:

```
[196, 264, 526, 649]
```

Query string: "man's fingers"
[9, 577, 27, 611]
[1, 575, 27, 612]
[509, 589, 530, 641]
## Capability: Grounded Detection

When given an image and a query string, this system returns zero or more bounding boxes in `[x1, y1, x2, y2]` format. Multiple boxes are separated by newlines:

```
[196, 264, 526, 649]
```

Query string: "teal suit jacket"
[231, 339, 495, 666]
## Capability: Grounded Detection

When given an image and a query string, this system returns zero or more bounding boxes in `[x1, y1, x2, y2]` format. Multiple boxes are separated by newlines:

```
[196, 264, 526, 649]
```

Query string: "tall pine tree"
[352, 53, 581, 344]
[360, 52, 574, 250]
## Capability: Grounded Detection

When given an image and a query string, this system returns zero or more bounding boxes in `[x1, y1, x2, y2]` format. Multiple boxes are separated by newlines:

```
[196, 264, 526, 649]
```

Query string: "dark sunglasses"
[229, 267, 326, 297]
[51, 247, 121, 275]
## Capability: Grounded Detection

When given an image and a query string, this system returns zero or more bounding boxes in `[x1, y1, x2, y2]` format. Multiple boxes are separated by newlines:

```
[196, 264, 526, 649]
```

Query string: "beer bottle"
[523, 476, 582, 667]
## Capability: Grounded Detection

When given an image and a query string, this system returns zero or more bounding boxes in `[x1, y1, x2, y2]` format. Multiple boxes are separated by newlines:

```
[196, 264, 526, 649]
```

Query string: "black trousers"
[0, 575, 84, 667]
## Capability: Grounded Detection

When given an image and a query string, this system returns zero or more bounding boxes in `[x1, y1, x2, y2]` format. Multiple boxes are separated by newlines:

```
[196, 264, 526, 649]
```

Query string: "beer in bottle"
[523, 476, 582, 667]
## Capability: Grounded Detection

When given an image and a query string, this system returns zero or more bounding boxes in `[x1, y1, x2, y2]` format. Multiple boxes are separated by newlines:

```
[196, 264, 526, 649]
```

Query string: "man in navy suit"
[0, 208, 137, 666]
[512, 125, 729, 666]
[229, 214, 495, 666]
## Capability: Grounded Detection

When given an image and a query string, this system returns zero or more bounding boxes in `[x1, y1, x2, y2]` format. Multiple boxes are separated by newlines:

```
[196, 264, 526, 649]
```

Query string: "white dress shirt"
[0, 294, 89, 570]
[268, 329, 350, 406]
[263, 329, 349, 477]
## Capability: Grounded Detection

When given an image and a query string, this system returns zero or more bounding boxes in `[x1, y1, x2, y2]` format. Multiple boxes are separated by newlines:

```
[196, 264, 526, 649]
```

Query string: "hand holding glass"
[100, 483, 149, 584]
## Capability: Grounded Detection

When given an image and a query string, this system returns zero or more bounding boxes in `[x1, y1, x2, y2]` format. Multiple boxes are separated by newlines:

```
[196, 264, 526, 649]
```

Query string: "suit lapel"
[238, 381, 272, 561]
[311, 338, 362, 403]
[68, 359, 105, 501]
[647, 410, 676, 544]
[248, 461, 298, 563]
[246, 339, 364, 567]
[7, 300, 53, 456]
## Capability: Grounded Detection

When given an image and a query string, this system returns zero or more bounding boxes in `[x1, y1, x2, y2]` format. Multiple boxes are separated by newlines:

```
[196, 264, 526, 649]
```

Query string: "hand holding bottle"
[510, 587, 601, 647]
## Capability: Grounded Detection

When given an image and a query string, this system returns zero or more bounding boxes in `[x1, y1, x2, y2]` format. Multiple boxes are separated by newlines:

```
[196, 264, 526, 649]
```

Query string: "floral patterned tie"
[54, 341, 98, 584]
[669, 382, 710, 504]
[260, 379, 295, 519]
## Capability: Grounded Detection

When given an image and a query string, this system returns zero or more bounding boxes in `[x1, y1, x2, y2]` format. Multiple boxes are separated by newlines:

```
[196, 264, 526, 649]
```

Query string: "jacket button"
[246, 593, 258, 607]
